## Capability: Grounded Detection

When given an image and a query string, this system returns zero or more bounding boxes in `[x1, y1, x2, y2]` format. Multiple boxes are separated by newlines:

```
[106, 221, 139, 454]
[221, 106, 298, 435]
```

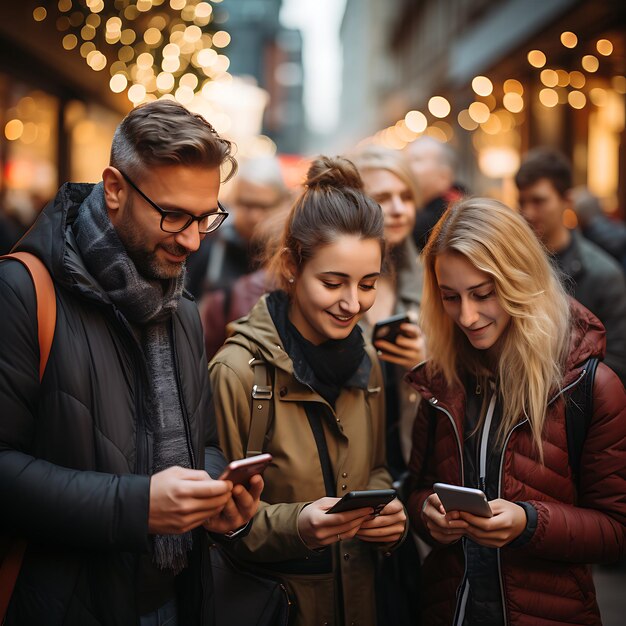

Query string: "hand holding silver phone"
[433, 482, 493, 518]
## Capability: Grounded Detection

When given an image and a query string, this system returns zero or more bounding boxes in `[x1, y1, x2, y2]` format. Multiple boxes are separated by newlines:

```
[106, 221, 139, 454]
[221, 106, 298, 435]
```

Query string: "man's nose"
[174, 221, 202, 252]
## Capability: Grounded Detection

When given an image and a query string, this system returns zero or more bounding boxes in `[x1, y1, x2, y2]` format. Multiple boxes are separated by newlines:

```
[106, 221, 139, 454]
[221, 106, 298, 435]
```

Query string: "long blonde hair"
[421, 197, 571, 455]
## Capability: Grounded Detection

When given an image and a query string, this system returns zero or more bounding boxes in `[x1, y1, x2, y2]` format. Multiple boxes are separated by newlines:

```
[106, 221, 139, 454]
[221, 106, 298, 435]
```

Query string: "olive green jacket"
[209, 295, 395, 626]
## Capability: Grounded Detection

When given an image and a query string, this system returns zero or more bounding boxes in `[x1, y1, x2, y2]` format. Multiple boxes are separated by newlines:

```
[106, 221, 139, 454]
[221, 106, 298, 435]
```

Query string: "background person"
[404, 136, 464, 250]
[0, 100, 262, 626]
[515, 147, 626, 385]
[209, 156, 407, 626]
[571, 186, 626, 274]
[405, 197, 626, 626]
[352, 144, 425, 626]
[186, 155, 291, 299]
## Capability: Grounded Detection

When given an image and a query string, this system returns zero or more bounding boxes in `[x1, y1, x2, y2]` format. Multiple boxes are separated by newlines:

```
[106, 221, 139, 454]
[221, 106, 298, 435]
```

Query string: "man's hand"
[148, 466, 232, 535]
[421, 493, 469, 544]
[458, 499, 527, 548]
[203, 474, 264, 534]
[374, 322, 426, 370]
[355, 498, 407, 543]
[297, 497, 374, 549]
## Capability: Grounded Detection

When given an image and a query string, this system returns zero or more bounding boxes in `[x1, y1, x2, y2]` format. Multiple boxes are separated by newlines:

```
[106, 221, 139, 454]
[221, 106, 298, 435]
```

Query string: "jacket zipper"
[170, 318, 196, 469]
[429, 396, 468, 624]
[111, 307, 151, 473]
[494, 366, 588, 625]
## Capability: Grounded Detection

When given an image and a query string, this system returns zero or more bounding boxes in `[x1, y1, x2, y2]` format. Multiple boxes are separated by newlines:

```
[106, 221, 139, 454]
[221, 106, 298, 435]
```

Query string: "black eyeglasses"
[119, 170, 228, 234]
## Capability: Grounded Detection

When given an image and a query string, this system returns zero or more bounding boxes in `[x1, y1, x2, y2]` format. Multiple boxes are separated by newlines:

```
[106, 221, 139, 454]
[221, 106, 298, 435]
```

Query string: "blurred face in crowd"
[360, 168, 417, 249]
[104, 164, 221, 280]
[289, 235, 382, 345]
[405, 141, 453, 205]
[232, 179, 285, 243]
[435, 251, 511, 358]
[517, 178, 569, 251]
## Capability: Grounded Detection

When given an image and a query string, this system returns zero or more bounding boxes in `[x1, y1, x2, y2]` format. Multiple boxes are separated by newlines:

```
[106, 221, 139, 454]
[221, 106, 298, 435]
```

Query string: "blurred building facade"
[340, 0, 626, 216]
[220, 0, 305, 155]
[0, 0, 304, 243]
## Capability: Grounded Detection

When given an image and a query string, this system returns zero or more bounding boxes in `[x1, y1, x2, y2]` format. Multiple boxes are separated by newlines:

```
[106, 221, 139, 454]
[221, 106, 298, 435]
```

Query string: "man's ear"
[102, 167, 124, 213]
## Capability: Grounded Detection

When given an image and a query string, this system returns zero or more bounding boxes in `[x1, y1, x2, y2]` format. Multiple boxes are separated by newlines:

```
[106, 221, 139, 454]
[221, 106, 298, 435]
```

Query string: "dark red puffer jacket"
[405, 301, 626, 626]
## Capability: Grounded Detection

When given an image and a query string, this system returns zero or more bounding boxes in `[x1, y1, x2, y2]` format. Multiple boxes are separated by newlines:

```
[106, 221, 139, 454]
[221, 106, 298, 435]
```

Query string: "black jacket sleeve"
[0, 260, 150, 552]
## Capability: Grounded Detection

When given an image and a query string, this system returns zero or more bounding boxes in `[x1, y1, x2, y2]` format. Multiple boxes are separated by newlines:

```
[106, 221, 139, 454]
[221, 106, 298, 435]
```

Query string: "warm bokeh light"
[62, 34, 78, 50]
[478, 147, 521, 178]
[589, 87, 608, 106]
[170, 0, 186, 10]
[468, 101, 490, 123]
[404, 110, 427, 133]
[428, 96, 451, 118]
[457, 109, 479, 131]
[156, 72, 175, 91]
[560, 31, 578, 48]
[481, 114, 502, 135]
[611, 76, 626, 94]
[212, 31, 231, 48]
[556, 69, 570, 87]
[128, 84, 147, 104]
[540, 69, 558, 87]
[582, 55, 599, 72]
[503, 79, 523, 95]
[110, 74, 128, 93]
[568, 91, 586, 109]
[5, 119, 24, 141]
[33, 7, 47, 21]
[596, 39, 613, 56]
[144, 27, 162, 46]
[539, 88, 559, 107]
[527, 50, 546, 68]
[58, 0, 72, 11]
[569, 71, 585, 89]
[472, 76, 493, 97]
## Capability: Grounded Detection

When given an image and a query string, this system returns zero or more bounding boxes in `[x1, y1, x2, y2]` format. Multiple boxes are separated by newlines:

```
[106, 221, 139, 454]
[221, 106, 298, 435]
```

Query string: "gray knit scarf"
[73, 183, 193, 573]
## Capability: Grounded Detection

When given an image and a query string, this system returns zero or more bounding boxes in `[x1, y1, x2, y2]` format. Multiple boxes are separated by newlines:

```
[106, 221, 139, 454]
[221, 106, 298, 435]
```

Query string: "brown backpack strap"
[1, 252, 56, 381]
[246, 357, 273, 458]
[0, 252, 56, 622]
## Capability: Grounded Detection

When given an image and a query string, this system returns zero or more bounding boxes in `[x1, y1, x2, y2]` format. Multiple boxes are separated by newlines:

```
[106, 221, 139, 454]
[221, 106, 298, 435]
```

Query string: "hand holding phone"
[372, 314, 411, 345]
[325, 489, 397, 515]
[433, 483, 493, 518]
[219, 453, 272, 488]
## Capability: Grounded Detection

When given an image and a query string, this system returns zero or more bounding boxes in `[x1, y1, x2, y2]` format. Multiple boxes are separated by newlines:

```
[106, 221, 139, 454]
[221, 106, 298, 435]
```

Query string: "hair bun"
[305, 156, 363, 191]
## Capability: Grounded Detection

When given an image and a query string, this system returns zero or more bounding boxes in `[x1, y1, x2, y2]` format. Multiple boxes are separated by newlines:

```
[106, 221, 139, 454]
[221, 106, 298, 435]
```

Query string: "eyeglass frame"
[118, 169, 229, 234]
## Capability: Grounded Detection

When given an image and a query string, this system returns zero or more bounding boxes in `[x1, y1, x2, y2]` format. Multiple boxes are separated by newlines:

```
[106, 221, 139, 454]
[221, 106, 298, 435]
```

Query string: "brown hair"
[266, 156, 385, 291]
[515, 147, 572, 197]
[110, 100, 237, 182]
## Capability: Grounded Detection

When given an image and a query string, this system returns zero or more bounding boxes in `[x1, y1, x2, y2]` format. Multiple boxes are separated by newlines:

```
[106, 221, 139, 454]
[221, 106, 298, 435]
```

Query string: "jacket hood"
[405, 297, 606, 401]
[224, 294, 295, 374]
[13, 183, 112, 304]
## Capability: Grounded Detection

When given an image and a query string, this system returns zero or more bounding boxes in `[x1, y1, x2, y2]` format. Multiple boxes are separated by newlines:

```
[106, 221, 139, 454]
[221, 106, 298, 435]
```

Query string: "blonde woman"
[405, 197, 626, 625]
[352, 145, 425, 477]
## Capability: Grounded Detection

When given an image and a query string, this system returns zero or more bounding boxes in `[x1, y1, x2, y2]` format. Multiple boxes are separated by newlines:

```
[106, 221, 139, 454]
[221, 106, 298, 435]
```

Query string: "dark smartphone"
[219, 453, 272, 487]
[325, 489, 397, 515]
[433, 482, 493, 518]
[372, 313, 411, 345]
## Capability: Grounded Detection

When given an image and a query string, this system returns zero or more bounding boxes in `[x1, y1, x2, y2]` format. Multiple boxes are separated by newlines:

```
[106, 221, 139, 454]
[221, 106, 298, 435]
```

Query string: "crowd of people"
[1, 100, 625, 626]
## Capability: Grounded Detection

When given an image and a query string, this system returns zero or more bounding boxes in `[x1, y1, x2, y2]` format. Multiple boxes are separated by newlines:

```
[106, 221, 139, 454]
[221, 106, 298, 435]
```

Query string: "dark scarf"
[267, 290, 365, 406]
[73, 183, 192, 573]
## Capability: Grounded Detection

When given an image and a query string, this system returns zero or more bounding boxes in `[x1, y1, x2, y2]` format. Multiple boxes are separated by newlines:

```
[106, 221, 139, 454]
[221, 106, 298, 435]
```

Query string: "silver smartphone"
[433, 482, 493, 518]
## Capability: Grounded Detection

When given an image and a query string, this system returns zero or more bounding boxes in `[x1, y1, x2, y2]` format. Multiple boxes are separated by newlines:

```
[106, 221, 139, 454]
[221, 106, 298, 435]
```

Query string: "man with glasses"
[0, 100, 263, 626]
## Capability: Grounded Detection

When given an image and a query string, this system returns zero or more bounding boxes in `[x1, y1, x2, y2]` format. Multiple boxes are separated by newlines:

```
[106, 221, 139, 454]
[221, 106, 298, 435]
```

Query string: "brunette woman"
[209, 157, 407, 626]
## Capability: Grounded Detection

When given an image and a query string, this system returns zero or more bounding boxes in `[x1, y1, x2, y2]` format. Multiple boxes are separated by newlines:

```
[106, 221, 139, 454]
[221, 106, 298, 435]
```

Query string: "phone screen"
[219, 453, 272, 487]
[325, 489, 397, 515]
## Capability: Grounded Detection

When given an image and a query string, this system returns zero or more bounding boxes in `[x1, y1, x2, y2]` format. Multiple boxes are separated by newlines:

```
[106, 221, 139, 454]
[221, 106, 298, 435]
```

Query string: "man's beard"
[116, 199, 188, 280]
